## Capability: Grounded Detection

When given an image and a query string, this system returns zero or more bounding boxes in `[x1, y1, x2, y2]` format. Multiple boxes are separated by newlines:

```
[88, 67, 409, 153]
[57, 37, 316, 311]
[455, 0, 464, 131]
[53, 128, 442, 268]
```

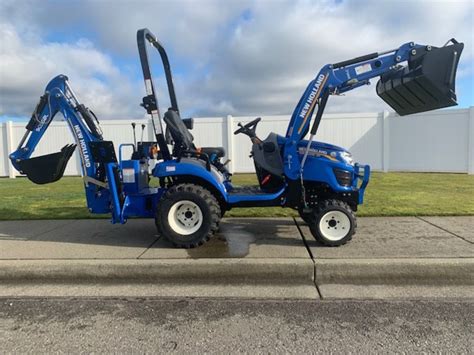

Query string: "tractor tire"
[155, 183, 221, 248]
[298, 208, 315, 224]
[308, 199, 356, 247]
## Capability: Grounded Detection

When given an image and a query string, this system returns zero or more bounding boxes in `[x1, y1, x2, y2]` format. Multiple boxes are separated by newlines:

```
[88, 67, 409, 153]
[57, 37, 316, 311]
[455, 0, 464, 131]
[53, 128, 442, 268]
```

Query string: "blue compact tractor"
[10, 29, 464, 247]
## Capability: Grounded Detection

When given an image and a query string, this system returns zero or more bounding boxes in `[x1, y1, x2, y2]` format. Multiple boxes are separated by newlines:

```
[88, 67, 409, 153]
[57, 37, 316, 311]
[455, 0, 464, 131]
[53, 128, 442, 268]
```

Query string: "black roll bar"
[137, 28, 177, 160]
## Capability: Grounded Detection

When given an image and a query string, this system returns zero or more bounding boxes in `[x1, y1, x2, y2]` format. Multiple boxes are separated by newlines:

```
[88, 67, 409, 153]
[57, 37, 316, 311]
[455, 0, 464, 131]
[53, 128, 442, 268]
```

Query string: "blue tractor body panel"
[153, 159, 229, 201]
[121, 188, 162, 221]
[297, 140, 359, 191]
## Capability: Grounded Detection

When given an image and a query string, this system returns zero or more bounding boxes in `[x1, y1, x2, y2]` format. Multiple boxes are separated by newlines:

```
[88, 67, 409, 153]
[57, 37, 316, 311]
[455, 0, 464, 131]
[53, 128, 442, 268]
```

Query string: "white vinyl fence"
[1, 107, 473, 177]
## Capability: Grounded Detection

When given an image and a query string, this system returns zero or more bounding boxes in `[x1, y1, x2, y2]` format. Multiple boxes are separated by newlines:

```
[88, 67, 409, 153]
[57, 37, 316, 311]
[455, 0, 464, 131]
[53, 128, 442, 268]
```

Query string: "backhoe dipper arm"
[284, 39, 463, 179]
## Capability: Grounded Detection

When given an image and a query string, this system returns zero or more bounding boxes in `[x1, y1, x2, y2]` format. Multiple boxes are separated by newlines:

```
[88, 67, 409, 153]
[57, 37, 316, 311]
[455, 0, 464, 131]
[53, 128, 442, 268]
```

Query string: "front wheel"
[298, 208, 315, 224]
[308, 200, 356, 246]
[155, 184, 221, 248]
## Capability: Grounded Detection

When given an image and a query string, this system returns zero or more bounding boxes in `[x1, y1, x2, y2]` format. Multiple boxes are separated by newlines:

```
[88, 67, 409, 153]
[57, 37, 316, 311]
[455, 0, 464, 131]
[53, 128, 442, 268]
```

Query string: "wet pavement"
[143, 218, 309, 259]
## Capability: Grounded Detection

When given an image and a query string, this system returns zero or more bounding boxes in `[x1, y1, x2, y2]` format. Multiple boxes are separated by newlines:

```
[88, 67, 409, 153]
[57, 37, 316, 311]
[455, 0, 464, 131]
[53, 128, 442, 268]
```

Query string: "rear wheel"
[308, 199, 356, 246]
[156, 183, 220, 248]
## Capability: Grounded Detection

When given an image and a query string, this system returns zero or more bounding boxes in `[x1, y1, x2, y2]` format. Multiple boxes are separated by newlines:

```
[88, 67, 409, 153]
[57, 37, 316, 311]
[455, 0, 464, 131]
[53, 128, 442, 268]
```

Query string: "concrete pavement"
[0, 217, 472, 299]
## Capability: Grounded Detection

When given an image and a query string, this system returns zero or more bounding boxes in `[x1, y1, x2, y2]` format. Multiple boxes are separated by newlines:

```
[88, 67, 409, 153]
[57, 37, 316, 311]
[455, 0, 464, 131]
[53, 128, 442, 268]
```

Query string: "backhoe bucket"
[376, 41, 464, 116]
[18, 144, 77, 184]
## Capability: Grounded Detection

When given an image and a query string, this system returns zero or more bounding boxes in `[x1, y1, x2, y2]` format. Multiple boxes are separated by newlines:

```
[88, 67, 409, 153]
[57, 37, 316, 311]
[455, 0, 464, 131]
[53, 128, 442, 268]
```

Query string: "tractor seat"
[164, 109, 226, 158]
[200, 147, 225, 158]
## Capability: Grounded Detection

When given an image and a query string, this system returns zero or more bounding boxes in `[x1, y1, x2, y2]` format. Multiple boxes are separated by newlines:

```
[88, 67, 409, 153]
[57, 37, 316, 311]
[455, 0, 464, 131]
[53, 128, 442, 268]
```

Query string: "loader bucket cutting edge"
[376, 42, 464, 116]
[18, 144, 77, 184]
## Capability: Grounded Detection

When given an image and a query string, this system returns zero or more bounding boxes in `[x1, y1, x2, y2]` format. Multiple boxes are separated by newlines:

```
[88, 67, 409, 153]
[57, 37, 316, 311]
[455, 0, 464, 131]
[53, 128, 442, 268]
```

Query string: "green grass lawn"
[0, 172, 473, 220]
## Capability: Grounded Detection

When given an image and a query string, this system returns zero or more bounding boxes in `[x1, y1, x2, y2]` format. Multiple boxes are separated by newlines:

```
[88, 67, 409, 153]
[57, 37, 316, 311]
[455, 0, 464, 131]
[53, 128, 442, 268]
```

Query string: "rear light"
[334, 168, 352, 187]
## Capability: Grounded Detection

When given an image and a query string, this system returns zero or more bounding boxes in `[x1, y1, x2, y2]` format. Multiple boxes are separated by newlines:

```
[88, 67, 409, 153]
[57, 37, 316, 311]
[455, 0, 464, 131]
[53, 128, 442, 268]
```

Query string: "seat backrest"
[163, 109, 196, 155]
[251, 132, 284, 176]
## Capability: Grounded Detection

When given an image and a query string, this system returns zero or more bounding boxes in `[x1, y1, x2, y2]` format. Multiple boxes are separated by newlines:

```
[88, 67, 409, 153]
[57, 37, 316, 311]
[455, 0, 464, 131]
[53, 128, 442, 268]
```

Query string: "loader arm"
[284, 39, 463, 179]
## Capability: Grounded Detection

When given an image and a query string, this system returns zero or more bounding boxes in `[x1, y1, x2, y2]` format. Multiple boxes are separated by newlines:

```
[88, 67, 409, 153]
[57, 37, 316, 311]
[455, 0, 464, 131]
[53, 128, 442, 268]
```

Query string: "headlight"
[339, 151, 354, 165]
[333, 168, 352, 186]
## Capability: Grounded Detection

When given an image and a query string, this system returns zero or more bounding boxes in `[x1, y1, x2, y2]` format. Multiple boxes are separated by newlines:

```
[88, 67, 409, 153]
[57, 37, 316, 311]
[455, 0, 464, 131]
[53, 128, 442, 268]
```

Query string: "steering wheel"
[234, 117, 261, 138]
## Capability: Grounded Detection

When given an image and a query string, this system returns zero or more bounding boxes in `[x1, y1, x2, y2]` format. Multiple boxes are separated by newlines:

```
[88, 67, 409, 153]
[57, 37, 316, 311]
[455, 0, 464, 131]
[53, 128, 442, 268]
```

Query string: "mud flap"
[18, 144, 77, 184]
[377, 41, 464, 116]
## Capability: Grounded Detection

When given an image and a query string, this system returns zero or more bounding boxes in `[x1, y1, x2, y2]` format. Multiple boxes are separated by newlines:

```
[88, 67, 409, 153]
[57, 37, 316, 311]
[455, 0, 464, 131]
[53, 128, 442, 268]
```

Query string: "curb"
[1, 258, 472, 299]
[315, 258, 474, 286]
[0, 259, 314, 285]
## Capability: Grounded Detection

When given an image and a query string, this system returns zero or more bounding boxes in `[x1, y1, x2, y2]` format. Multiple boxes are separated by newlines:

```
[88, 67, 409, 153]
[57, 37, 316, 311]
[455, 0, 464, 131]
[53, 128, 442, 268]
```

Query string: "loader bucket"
[18, 144, 77, 184]
[376, 41, 464, 116]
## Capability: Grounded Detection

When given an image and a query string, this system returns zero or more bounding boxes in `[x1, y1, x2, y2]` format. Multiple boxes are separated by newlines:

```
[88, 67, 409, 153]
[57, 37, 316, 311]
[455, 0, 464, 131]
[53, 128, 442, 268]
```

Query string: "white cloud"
[0, 23, 142, 118]
[182, 0, 473, 116]
[0, 0, 472, 119]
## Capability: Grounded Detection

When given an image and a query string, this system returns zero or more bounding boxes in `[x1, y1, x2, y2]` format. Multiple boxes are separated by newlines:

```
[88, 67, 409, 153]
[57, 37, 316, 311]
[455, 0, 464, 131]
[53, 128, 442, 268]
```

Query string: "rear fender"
[153, 159, 228, 202]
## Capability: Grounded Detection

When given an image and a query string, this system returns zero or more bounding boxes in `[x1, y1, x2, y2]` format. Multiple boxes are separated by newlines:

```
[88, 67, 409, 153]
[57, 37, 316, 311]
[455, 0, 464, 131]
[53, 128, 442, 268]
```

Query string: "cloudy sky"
[0, 0, 472, 121]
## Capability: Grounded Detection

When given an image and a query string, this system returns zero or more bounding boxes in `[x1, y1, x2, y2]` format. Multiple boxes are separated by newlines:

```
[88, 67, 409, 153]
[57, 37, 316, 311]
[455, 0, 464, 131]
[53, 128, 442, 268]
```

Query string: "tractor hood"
[298, 140, 346, 153]
[297, 140, 354, 165]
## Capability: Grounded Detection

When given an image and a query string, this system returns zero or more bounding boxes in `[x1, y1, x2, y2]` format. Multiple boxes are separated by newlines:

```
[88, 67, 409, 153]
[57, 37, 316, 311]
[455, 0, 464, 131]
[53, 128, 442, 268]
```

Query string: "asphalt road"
[1, 298, 472, 353]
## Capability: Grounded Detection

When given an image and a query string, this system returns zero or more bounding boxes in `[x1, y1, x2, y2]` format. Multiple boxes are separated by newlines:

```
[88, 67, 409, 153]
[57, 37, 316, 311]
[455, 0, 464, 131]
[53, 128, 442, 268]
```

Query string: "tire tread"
[155, 183, 220, 248]
[309, 199, 356, 247]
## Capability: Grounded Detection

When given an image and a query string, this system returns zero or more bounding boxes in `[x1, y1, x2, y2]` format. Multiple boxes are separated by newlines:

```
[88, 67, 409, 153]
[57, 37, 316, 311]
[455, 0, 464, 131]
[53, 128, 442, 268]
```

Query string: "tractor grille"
[334, 169, 352, 187]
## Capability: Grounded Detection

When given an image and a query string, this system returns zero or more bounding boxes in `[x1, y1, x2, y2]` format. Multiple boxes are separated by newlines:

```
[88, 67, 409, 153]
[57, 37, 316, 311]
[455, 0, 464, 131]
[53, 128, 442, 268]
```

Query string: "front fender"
[153, 159, 228, 202]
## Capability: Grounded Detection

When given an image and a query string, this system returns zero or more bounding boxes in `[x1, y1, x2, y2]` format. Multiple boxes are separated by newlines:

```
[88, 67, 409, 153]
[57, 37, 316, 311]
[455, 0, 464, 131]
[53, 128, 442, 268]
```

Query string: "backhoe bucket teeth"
[18, 144, 77, 184]
[376, 42, 464, 116]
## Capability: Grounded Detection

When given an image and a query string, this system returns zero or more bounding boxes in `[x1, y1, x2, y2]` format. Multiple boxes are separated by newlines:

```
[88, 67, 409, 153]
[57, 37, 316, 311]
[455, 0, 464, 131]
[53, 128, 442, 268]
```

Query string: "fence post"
[468, 106, 474, 175]
[225, 115, 235, 174]
[5, 121, 16, 178]
[382, 110, 390, 172]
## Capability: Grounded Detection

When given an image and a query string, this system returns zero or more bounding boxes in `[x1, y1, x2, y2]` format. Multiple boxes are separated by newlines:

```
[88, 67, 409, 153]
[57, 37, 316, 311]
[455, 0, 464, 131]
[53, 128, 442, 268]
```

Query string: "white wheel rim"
[168, 200, 203, 236]
[319, 210, 351, 241]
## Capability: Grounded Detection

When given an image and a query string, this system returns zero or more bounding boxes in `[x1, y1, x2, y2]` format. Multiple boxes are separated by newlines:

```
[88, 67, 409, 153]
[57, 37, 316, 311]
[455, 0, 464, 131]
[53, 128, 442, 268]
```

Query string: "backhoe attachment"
[9, 75, 103, 184]
[376, 40, 464, 116]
